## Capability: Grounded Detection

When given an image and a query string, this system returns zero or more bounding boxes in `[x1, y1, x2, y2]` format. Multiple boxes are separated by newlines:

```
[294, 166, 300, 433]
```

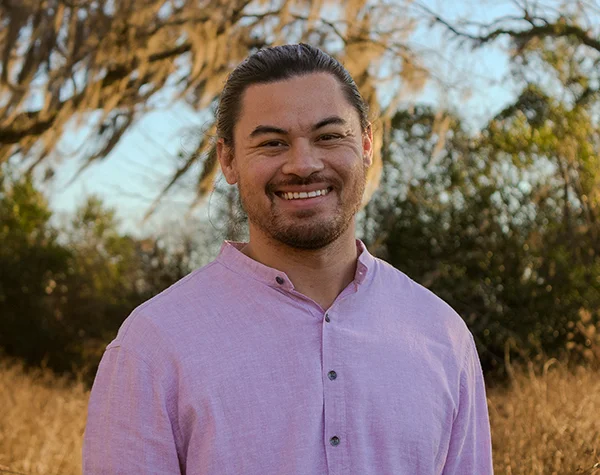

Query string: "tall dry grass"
[488, 359, 600, 474]
[0, 360, 87, 475]
[0, 359, 599, 474]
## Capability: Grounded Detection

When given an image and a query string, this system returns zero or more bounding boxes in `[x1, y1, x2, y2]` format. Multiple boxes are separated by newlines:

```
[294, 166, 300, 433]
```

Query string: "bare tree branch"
[416, 1, 600, 52]
[0, 0, 423, 217]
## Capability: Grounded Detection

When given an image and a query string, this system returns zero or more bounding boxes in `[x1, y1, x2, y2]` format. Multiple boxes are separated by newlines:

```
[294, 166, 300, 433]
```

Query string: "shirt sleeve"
[82, 345, 182, 474]
[442, 333, 494, 474]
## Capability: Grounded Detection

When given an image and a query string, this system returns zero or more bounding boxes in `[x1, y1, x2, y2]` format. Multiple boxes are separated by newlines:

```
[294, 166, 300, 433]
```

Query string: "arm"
[82, 345, 183, 474]
[442, 334, 494, 474]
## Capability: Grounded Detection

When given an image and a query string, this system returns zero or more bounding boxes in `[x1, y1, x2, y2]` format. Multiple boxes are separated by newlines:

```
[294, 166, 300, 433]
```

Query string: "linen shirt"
[83, 240, 493, 474]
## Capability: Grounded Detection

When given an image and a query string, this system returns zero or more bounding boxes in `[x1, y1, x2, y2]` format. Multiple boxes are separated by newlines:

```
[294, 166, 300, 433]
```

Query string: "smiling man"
[83, 44, 494, 474]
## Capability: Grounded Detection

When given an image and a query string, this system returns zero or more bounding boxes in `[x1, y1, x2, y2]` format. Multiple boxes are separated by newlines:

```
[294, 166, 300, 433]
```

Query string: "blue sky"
[42, 0, 523, 236]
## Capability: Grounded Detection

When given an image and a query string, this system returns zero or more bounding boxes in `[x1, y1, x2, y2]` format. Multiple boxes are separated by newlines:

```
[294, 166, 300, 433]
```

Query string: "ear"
[362, 124, 374, 168]
[217, 139, 238, 185]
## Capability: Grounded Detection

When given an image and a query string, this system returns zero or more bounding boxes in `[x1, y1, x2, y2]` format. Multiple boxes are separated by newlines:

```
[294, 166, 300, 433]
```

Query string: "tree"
[48, 195, 218, 377]
[419, 0, 600, 108]
[366, 91, 600, 376]
[371, 0, 600, 374]
[0, 168, 71, 367]
[0, 169, 221, 379]
[0, 0, 427, 216]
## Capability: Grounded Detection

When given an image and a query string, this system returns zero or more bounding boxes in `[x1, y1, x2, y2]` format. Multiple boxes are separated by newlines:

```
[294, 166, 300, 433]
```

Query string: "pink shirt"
[83, 240, 493, 474]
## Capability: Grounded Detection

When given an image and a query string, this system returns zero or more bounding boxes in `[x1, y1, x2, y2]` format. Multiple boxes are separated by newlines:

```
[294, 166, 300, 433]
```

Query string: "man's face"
[217, 72, 373, 250]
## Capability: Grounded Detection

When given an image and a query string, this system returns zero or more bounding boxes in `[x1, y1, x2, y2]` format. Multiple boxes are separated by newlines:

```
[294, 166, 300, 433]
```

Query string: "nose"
[281, 138, 324, 177]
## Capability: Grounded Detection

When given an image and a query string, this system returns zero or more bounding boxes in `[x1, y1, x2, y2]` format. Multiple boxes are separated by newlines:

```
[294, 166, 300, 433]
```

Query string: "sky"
[40, 0, 524, 237]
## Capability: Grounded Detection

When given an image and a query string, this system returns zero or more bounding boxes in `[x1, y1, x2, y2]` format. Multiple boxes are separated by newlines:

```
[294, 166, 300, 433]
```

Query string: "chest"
[171, 312, 458, 474]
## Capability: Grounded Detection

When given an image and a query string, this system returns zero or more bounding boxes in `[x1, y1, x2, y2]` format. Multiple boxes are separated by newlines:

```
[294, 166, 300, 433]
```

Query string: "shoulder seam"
[459, 331, 477, 388]
[119, 261, 219, 341]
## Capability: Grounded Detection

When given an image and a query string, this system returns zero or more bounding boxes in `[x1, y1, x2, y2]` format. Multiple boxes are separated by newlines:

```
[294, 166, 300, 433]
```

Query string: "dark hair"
[216, 43, 370, 147]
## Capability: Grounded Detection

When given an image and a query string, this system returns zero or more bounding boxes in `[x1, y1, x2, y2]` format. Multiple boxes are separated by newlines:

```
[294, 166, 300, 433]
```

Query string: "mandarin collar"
[216, 239, 374, 290]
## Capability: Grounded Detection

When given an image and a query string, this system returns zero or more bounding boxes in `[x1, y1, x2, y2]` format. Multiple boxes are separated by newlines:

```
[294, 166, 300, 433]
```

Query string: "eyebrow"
[313, 116, 347, 130]
[248, 125, 287, 138]
[248, 116, 348, 139]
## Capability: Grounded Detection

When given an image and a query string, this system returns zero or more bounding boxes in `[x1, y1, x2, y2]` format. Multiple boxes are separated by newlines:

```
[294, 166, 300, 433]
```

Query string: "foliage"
[421, 0, 600, 109]
[357, 0, 600, 376]
[0, 171, 216, 380]
[366, 93, 600, 376]
[2, 0, 600, 383]
[0, 170, 71, 368]
[0, 0, 426, 216]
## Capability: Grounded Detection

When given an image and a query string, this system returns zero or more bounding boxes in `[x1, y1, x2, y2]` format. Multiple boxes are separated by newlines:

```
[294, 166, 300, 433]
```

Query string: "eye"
[318, 134, 343, 141]
[260, 140, 287, 148]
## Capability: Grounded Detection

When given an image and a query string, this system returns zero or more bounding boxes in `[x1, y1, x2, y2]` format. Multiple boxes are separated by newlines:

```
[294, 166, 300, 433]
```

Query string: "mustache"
[266, 175, 342, 193]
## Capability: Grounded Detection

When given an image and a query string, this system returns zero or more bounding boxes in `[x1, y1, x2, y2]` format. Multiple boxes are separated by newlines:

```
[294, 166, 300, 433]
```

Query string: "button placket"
[322, 307, 346, 473]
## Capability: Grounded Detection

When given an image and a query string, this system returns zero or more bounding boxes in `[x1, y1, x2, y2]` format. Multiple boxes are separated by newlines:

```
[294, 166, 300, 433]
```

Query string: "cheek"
[239, 162, 275, 193]
[337, 158, 366, 182]
[331, 143, 365, 168]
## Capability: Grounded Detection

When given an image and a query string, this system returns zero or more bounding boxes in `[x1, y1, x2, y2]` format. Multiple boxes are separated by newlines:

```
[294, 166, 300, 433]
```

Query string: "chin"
[270, 222, 349, 250]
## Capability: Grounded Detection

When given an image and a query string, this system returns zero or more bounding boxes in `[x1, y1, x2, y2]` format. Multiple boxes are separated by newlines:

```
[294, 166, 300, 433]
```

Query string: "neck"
[241, 223, 359, 310]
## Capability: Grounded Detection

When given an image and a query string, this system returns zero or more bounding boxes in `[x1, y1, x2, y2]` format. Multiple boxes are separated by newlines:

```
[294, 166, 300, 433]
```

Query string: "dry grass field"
[0, 359, 599, 475]
[487, 360, 600, 474]
[0, 360, 88, 475]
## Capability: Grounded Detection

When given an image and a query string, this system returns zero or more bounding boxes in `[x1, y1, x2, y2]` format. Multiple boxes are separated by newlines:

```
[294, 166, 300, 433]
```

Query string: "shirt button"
[324, 314, 330, 323]
[330, 436, 340, 446]
[328, 370, 337, 380]
[275, 276, 284, 285]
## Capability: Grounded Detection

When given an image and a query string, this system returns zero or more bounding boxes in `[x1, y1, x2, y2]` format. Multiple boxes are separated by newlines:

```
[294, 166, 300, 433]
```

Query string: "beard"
[237, 170, 367, 250]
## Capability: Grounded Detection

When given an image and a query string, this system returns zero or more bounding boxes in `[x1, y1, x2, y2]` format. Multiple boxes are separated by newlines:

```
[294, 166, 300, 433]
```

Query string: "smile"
[277, 188, 332, 201]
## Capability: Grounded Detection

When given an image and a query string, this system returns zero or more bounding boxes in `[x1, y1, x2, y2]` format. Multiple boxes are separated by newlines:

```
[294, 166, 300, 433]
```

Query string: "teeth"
[281, 188, 330, 200]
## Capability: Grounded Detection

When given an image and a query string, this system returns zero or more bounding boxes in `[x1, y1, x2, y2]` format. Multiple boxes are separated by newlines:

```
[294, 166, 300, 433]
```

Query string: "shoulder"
[370, 256, 473, 355]
[106, 260, 228, 360]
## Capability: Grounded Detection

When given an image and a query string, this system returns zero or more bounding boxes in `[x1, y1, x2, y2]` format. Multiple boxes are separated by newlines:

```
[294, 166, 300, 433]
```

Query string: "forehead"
[236, 73, 359, 136]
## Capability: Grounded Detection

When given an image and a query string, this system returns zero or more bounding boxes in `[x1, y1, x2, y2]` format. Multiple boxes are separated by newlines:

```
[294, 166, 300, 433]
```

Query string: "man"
[83, 44, 494, 474]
